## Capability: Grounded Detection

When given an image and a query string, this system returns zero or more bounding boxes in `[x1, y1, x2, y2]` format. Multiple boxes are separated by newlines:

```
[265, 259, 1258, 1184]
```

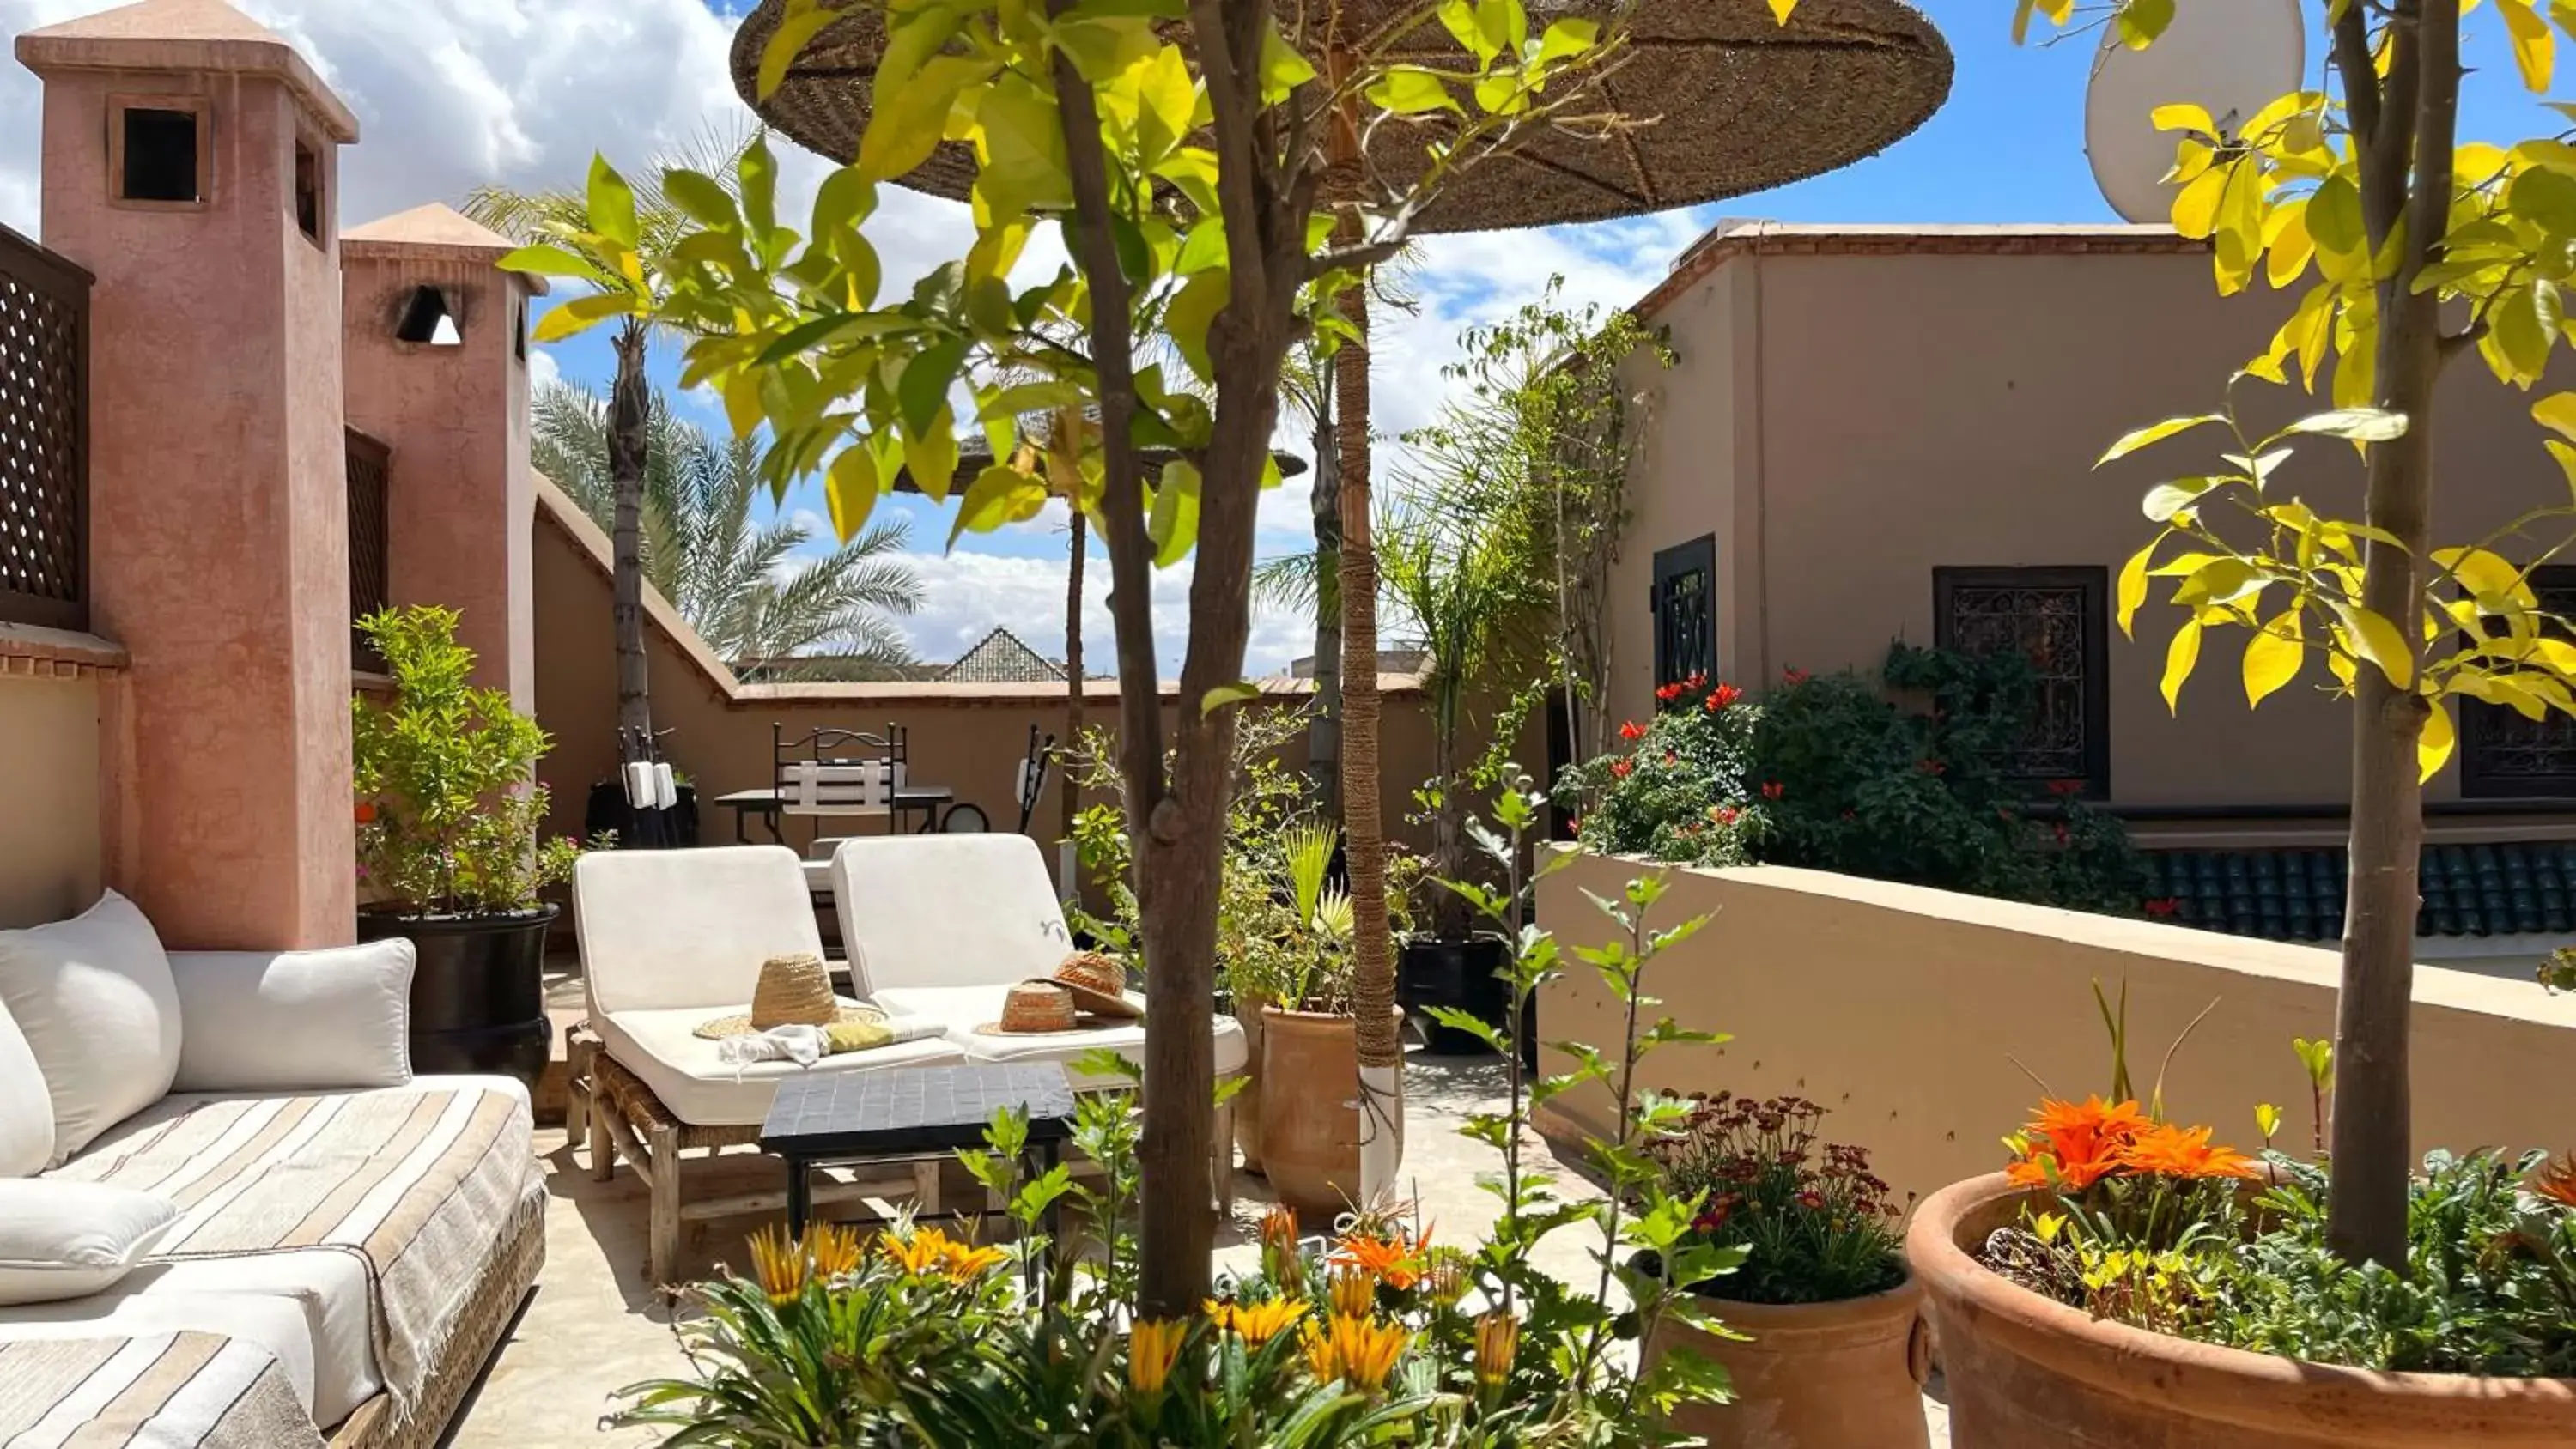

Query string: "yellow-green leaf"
[1163, 267, 1230, 382]
[1366, 65, 1463, 116]
[1148, 458, 1201, 567]
[902, 415, 959, 504]
[2535, 391, 2576, 442]
[1200, 682, 1263, 717]
[2117, 0, 2174, 47]
[1534, 15, 1601, 64]
[1257, 19, 1319, 100]
[860, 55, 994, 184]
[2099, 414, 2224, 465]
[2151, 101, 2215, 135]
[2263, 197, 2313, 289]
[2336, 603, 2415, 689]
[586, 155, 638, 249]
[2285, 407, 2408, 442]
[496, 244, 596, 280]
[2243, 614, 2302, 706]
[824, 442, 881, 541]
[2307, 173, 2366, 280]
[2171, 164, 2228, 239]
[2419, 698, 2457, 781]
[949, 463, 1048, 547]
[2162, 619, 2202, 712]
[2117, 542, 2154, 637]
[531, 290, 636, 343]
[2503, 0, 2555, 90]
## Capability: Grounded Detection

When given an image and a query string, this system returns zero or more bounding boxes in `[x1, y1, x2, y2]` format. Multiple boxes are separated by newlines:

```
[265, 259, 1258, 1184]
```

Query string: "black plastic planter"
[1397, 934, 1509, 1055]
[356, 904, 556, 1088]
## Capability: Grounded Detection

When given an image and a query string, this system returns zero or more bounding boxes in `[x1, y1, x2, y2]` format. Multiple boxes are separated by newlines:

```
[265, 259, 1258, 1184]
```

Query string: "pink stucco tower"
[17, 0, 361, 949]
[343, 204, 544, 710]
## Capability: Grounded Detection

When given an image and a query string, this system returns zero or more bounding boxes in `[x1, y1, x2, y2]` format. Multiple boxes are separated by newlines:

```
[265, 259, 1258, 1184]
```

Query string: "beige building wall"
[1535, 849, 2576, 1206]
[1620, 225, 2576, 810]
[0, 669, 102, 929]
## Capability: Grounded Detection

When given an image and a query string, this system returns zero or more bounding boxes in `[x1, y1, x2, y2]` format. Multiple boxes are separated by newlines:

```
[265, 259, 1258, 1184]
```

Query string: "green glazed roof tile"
[2142, 841, 2576, 943]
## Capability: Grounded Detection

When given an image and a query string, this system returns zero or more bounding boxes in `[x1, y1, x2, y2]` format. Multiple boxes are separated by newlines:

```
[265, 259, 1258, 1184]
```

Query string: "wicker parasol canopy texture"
[730, 0, 1952, 233]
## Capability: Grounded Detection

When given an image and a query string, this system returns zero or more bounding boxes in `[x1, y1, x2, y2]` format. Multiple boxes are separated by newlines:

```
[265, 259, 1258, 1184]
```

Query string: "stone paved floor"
[448, 1050, 1947, 1445]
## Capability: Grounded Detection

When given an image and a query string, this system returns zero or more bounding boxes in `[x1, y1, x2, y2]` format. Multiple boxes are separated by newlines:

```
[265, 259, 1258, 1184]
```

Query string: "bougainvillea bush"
[1558, 645, 2150, 914]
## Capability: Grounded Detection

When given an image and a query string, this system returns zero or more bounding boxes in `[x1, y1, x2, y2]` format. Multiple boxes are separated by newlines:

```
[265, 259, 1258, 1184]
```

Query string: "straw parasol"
[730, 1, 1953, 233]
[728, 0, 1952, 1203]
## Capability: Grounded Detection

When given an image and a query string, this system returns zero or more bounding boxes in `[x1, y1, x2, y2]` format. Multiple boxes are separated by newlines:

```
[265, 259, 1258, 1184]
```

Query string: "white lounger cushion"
[0, 1180, 179, 1305]
[832, 835, 1076, 994]
[872, 986, 1247, 1088]
[167, 942, 415, 1094]
[575, 846, 824, 1016]
[0, 996, 52, 1177]
[592, 1006, 969, 1127]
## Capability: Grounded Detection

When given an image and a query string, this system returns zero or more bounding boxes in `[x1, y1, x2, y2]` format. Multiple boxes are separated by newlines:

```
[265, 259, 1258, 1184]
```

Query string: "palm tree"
[465, 130, 754, 774]
[532, 380, 921, 677]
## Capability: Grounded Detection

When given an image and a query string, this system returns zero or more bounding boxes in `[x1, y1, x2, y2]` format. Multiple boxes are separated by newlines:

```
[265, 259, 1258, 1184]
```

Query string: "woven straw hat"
[695, 953, 882, 1040]
[1040, 951, 1143, 1020]
[988, 981, 1081, 1035]
[728, 0, 1952, 234]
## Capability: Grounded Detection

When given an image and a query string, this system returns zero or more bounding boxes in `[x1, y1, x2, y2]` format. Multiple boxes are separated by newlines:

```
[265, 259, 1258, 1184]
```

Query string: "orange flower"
[2535, 1154, 2576, 1210]
[354, 800, 377, 825]
[2007, 1096, 2150, 1191]
[1331, 1225, 1433, 1290]
[2117, 1122, 2263, 1181]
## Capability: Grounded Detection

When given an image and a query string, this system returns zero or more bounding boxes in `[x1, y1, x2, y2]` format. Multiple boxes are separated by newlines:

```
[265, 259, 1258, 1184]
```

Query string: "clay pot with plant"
[353, 605, 586, 1086]
[1638, 1094, 1928, 1449]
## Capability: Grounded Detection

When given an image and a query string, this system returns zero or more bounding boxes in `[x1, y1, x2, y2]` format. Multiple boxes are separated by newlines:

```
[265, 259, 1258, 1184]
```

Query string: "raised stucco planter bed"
[1907, 1172, 2576, 1448]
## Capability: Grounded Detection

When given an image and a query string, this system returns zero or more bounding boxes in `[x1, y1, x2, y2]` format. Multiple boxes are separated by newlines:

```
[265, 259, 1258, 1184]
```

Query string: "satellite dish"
[2085, 0, 2306, 224]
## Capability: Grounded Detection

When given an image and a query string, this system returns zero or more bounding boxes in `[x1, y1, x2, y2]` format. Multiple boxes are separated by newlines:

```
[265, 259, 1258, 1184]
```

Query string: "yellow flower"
[1259, 1204, 1301, 1285]
[1328, 1264, 1375, 1319]
[1203, 1298, 1236, 1337]
[805, 1222, 864, 1281]
[745, 1224, 805, 1306]
[882, 1224, 976, 1277]
[1128, 1318, 1185, 1396]
[1230, 1297, 1305, 1348]
[1328, 1313, 1409, 1393]
[937, 1240, 1007, 1281]
[1299, 1315, 1340, 1382]
[1473, 1311, 1518, 1387]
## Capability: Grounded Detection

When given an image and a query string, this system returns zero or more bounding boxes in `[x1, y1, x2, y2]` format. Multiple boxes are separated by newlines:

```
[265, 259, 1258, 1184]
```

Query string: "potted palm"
[1640, 1094, 1924, 1449]
[353, 605, 583, 1086]
[1377, 469, 1550, 1055]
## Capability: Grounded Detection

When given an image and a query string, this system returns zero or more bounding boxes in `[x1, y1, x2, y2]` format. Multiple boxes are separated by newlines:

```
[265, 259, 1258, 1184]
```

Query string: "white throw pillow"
[0, 1179, 179, 1305]
[0, 891, 182, 1167]
[169, 939, 416, 1092]
[0, 997, 52, 1177]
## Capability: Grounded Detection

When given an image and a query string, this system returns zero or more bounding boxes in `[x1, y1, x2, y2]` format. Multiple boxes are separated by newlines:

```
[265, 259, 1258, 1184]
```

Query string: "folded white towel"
[714, 1016, 949, 1075]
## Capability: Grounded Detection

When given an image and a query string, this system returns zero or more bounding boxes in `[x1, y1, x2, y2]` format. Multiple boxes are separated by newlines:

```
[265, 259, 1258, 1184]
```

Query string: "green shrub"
[351, 605, 581, 916]
[1559, 645, 2149, 915]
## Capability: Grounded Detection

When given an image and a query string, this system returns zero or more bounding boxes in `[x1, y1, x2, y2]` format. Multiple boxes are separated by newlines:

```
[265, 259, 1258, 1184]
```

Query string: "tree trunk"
[2326, 0, 2458, 1270]
[1338, 254, 1404, 1204]
[608, 318, 653, 770]
[1309, 392, 1345, 826]
[1062, 508, 1085, 870]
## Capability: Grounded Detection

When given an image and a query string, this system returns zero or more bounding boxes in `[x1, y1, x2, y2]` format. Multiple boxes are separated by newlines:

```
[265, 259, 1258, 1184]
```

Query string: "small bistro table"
[711, 784, 957, 841]
[759, 1062, 1077, 1244]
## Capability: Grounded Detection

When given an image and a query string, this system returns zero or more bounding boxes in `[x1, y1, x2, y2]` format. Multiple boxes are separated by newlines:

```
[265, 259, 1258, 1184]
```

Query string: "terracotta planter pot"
[1909, 1173, 2576, 1448]
[1257, 1006, 1403, 1216]
[1236, 996, 1268, 1175]
[1645, 1276, 1930, 1449]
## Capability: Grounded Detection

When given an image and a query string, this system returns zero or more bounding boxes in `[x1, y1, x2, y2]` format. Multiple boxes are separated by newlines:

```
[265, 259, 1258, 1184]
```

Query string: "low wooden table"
[759, 1062, 1078, 1241]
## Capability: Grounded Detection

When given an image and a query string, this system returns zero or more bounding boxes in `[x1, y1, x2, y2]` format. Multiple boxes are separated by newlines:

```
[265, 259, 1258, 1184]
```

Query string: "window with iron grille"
[1933, 566, 2111, 797]
[2461, 564, 2576, 797]
[346, 429, 390, 673]
[0, 226, 88, 632]
[1649, 534, 1715, 702]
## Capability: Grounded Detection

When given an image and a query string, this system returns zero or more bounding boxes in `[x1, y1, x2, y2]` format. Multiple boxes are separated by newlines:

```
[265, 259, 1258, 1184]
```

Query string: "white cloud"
[526, 345, 562, 390]
[893, 547, 1308, 679]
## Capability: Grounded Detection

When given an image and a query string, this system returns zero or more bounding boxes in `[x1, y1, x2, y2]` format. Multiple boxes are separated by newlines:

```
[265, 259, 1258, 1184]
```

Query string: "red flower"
[1712, 806, 1740, 826]
[1996, 807, 2015, 823]
[355, 801, 377, 825]
[2143, 897, 2182, 918]
[1917, 758, 1946, 776]
[1655, 682, 1686, 704]
[1761, 781, 1784, 801]
[1841, 809, 1857, 822]
[1783, 667, 1809, 686]
[2047, 779, 2085, 798]
[1686, 672, 1706, 690]
[1704, 683, 1741, 712]
[1566, 816, 1583, 835]
[1663, 750, 1678, 765]
[1795, 1190, 1825, 1211]
[2052, 823, 2070, 845]
[1610, 758, 1633, 780]
[1619, 720, 1647, 743]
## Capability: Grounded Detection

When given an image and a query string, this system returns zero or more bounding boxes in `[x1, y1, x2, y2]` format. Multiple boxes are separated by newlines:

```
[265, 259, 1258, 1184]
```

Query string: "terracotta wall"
[1624, 233, 2576, 809]
[527, 484, 1467, 888]
[0, 673, 102, 929]
[1534, 848, 2576, 1206]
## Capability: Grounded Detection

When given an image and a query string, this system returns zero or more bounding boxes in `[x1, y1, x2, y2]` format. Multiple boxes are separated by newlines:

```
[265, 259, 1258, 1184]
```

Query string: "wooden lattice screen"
[346, 427, 390, 672]
[0, 224, 90, 632]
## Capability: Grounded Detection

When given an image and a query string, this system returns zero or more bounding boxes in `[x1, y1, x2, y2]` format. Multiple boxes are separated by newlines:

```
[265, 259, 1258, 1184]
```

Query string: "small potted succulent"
[1641, 1094, 1927, 1449]
[353, 605, 584, 1086]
